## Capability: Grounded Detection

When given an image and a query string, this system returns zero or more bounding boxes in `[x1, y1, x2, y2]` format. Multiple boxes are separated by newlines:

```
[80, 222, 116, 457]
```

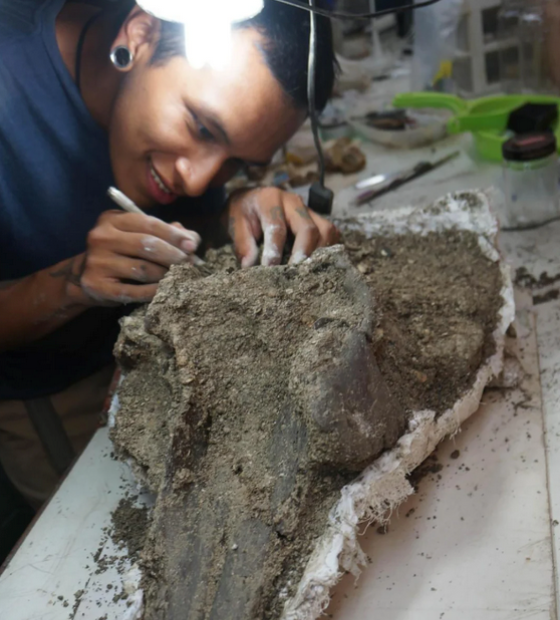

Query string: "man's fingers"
[136, 235, 190, 267]
[83, 213, 203, 307]
[100, 256, 167, 284]
[101, 232, 189, 268]
[231, 214, 260, 268]
[308, 210, 341, 247]
[80, 255, 168, 306]
[227, 188, 339, 269]
[99, 282, 159, 304]
[80, 278, 159, 306]
[284, 198, 320, 265]
[104, 212, 201, 253]
[259, 204, 287, 266]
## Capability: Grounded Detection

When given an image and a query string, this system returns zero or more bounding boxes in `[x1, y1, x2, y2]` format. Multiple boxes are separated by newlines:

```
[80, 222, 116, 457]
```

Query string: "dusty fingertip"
[241, 255, 256, 269]
[240, 244, 260, 268]
[180, 230, 201, 252]
[261, 246, 281, 267]
[184, 230, 201, 244]
[289, 250, 308, 265]
[181, 239, 198, 253]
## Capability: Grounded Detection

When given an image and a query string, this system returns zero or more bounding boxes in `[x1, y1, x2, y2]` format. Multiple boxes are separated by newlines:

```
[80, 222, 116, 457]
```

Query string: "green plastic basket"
[393, 92, 560, 162]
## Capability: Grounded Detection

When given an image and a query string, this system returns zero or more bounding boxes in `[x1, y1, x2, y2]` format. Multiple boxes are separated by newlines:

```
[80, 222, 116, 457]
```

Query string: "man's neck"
[55, 2, 124, 131]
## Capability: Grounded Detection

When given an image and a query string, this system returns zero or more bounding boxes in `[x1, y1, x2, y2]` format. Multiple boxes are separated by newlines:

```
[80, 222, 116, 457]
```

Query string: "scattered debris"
[533, 289, 560, 305]
[515, 266, 560, 289]
[72, 589, 84, 617]
[111, 497, 149, 563]
[408, 455, 444, 491]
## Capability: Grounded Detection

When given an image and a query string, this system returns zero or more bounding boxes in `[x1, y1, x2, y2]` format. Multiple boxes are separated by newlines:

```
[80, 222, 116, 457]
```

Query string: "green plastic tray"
[393, 92, 560, 162]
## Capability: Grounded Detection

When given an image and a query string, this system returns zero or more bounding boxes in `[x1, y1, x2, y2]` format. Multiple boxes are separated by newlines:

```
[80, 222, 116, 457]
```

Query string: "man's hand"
[69, 210, 201, 306]
[226, 187, 339, 268]
[0, 211, 201, 352]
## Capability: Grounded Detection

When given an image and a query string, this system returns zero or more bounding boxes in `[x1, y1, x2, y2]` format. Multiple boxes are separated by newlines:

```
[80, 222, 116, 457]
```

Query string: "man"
[0, 0, 338, 508]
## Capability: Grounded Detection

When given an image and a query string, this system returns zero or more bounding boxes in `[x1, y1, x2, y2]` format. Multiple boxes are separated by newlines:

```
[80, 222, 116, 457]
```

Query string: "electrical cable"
[295, 0, 448, 213]
[307, 0, 325, 186]
[275, 0, 444, 20]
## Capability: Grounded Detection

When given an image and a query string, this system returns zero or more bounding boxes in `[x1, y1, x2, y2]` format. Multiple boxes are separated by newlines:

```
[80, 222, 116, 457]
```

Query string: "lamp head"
[136, 0, 264, 69]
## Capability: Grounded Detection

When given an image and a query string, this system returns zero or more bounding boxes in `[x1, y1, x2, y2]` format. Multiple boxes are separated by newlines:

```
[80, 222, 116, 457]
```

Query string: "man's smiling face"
[108, 22, 306, 209]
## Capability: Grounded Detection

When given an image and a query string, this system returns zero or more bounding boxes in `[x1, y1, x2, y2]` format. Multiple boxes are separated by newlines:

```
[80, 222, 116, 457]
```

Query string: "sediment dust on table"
[327, 291, 555, 620]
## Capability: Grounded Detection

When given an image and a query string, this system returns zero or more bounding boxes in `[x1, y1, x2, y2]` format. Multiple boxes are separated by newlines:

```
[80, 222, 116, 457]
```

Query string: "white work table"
[2, 88, 560, 619]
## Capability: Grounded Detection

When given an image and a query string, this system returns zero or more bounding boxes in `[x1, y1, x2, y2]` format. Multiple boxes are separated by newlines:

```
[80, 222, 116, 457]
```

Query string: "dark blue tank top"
[0, 0, 224, 399]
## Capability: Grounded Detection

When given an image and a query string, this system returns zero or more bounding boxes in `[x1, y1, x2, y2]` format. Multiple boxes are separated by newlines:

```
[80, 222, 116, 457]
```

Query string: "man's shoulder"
[0, 0, 60, 37]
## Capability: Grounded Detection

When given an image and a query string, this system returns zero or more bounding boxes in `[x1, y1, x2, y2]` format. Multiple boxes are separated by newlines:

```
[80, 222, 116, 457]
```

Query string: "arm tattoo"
[296, 206, 312, 221]
[49, 254, 87, 288]
[270, 205, 285, 223]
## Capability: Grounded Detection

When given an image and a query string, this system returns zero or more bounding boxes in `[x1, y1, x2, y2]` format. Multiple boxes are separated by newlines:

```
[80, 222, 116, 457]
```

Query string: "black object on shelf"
[308, 182, 334, 215]
[507, 103, 558, 135]
[502, 132, 557, 162]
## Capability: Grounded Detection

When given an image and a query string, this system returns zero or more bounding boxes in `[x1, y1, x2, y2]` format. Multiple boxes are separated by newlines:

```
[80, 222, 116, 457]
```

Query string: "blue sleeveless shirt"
[0, 0, 224, 399]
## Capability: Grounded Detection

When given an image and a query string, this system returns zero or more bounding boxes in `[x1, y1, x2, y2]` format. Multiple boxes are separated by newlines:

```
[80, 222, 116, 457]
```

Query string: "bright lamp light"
[137, 0, 264, 69]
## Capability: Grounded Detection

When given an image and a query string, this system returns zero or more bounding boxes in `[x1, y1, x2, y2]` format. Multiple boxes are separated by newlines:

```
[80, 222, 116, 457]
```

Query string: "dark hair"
[151, 0, 336, 111]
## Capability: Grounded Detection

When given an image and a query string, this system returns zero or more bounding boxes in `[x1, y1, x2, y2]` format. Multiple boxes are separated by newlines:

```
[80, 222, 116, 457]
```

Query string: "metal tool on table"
[354, 151, 460, 205]
[393, 92, 560, 162]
